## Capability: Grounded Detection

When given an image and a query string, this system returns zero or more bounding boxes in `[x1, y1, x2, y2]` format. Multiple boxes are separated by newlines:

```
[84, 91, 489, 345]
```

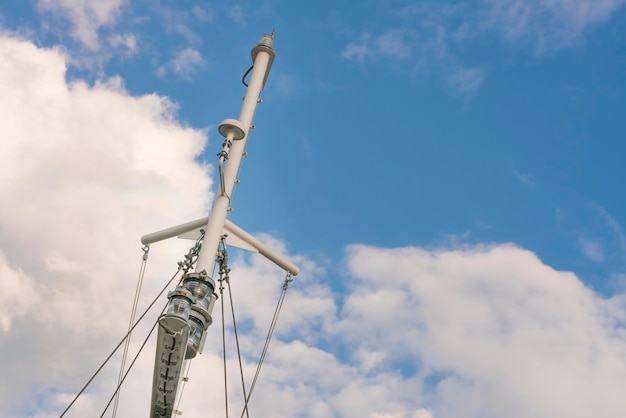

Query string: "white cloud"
[484, 0, 626, 51]
[341, 30, 416, 64]
[515, 171, 536, 188]
[341, 33, 373, 64]
[340, 243, 626, 417]
[192, 6, 214, 22]
[373, 30, 415, 61]
[415, 409, 434, 418]
[596, 205, 626, 256]
[578, 236, 605, 262]
[37, 0, 126, 50]
[447, 66, 486, 95]
[340, 25, 481, 95]
[0, 33, 212, 416]
[157, 48, 205, 81]
[0, 250, 39, 333]
[108, 33, 137, 56]
[226, 4, 245, 26]
[341, 0, 626, 93]
[172, 22, 201, 46]
[355, 348, 387, 373]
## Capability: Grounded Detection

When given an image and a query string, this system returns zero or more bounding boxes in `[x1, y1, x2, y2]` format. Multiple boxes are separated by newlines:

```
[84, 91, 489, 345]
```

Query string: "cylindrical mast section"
[149, 33, 275, 418]
[194, 33, 275, 275]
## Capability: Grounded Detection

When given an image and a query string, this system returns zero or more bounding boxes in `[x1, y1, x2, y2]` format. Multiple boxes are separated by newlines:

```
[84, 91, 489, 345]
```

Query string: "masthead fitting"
[251, 30, 276, 91]
[258, 30, 275, 48]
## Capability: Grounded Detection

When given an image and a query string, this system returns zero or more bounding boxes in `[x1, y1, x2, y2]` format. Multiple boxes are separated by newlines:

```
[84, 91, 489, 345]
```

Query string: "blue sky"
[8, 0, 625, 272]
[2, 1, 626, 417]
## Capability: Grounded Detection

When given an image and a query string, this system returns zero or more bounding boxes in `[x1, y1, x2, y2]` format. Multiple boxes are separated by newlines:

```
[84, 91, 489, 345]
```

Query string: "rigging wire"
[216, 238, 248, 417]
[59, 262, 185, 417]
[111, 244, 150, 418]
[99, 303, 167, 418]
[239, 272, 293, 418]
[224, 255, 250, 418]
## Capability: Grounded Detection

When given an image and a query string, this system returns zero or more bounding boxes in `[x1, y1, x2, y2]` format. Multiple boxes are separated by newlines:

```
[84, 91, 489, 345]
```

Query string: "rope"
[239, 273, 293, 418]
[111, 244, 150, 418]
[100, 303, 166, 417]
[58, 265, 184, 418]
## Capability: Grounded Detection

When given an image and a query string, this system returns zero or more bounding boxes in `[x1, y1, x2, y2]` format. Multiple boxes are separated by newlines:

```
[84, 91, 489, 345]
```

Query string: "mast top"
[251, 30, 276, 91]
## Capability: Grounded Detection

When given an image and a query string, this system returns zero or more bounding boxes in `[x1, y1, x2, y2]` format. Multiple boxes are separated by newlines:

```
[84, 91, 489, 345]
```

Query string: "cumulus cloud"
[143, 241, 626, 417]
[0, 33, 212, 416]
[180, 239, 626, 417]
[0, 250, 38, 333]
[341, 243, 626, 417]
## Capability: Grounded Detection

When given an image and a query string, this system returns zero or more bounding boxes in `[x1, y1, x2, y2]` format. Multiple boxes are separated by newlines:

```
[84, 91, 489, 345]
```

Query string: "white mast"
[193, 31, 275, 277]
[145, 32, 296, 418]
[142, 32, 276, 418]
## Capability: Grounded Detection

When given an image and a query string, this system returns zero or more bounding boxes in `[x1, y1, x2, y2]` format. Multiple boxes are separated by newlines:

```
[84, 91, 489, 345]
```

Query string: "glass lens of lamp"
[185, 316, 204, 359]
[167, 297, 191, 319]
[183, 279, 213, 310]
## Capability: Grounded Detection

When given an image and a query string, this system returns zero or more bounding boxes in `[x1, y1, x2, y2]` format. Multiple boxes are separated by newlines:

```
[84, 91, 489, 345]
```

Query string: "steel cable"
[111, 245, 150, 418]
[100, 303, 167, 417]
[58, 265, 184, 418]
[227, 275, 249, 418]
[239, 273, 292, 418]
